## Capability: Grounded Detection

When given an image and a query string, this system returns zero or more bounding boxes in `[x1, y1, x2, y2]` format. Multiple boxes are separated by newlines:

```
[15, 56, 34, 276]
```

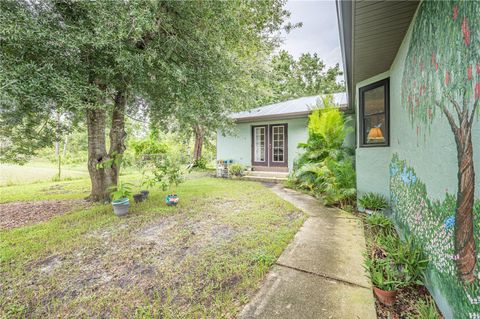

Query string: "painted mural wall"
[391, 1, 479, 317]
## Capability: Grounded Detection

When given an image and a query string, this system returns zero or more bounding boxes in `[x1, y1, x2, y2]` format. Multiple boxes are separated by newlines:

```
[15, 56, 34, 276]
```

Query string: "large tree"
[1, 0, 292, 201]
[402, 0, 479, 283]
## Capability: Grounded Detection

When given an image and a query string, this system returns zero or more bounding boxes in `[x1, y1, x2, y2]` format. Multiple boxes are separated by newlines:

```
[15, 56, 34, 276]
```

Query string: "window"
[359, 78, 389, 147]
[254, 127, 265, 162]
[272, 125, 285, 162]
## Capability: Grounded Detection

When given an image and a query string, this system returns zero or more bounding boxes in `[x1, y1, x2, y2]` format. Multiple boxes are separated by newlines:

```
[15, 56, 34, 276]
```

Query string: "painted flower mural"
[402, 0, 479, 284]
[398, 1, 479, 317]
[390, 155, 480, 317]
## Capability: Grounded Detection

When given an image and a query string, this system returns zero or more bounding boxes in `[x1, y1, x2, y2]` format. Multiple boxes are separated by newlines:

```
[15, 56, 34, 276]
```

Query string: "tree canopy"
[265, 50, 344, 104]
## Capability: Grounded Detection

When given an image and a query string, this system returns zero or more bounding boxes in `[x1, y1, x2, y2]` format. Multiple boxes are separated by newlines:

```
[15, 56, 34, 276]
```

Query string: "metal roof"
[232, 93, 348, 122]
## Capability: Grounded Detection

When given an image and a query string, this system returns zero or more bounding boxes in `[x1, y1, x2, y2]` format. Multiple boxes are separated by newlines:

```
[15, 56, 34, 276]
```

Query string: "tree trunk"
[453, 120, 476, 283]
[86, 108, 112, 202]
[62, 136, 68, 157]
[85, 89, 127, 202]
[108, 89, 127, 185]
[55, 110, 61, 178]
[193, 124, 204, 163]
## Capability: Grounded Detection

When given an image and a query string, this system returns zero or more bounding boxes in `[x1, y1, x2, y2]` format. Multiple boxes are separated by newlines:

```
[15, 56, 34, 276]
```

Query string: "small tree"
[402, 1, 479, 283]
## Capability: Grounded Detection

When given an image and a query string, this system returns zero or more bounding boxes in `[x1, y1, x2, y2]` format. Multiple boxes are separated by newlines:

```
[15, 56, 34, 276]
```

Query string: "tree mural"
[402, 1, 479, 283]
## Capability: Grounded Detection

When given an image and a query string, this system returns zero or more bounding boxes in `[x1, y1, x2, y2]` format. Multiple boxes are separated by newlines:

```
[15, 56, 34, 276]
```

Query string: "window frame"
[359, 77, 390, 147]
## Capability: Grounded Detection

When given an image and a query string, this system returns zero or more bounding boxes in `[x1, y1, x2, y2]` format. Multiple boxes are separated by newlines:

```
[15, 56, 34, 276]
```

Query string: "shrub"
[228, 163, 244, 177]
[292, 96, 355, 208]
[194, 156, 208, 169]
[359, 192, 388, 211]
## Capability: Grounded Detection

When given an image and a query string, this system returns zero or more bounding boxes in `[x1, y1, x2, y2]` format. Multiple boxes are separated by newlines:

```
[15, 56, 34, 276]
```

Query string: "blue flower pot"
[112, 198, 130, 216]
[166, 194, 179, 206]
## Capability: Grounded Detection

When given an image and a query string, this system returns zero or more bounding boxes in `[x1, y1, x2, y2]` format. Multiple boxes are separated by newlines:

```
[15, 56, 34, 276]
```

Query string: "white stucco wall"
[216, 117, 309, 171]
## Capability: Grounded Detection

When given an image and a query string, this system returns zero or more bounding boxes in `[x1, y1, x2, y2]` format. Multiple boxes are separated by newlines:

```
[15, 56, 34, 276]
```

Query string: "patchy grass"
[0, 177, 306, 318]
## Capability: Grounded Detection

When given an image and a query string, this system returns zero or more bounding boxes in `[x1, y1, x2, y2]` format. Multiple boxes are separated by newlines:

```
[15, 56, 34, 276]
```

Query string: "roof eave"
[336, 0, 353, 111]
[234, 111, 311, 123]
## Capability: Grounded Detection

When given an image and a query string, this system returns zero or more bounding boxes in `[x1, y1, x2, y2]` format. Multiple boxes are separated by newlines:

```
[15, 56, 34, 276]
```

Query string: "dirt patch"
[0, 199, 90, 229]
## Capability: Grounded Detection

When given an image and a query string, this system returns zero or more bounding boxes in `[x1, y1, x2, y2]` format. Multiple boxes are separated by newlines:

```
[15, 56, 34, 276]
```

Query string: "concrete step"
[242, 175, 288, 183]
[245, 171, 289, 178]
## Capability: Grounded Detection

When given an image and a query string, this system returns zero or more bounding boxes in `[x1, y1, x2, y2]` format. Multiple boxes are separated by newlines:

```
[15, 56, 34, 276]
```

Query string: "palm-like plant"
[292, 95, 356, 207]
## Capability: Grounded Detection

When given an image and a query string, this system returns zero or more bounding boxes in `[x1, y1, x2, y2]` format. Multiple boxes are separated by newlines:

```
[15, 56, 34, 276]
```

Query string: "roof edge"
[336, 0, 353, 111]
[234, 111, 311, 123]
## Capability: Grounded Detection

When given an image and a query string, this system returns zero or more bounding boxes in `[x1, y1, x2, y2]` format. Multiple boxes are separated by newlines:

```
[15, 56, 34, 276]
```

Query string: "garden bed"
[0, 199, 90, 229]
[359, 211, 443, 319]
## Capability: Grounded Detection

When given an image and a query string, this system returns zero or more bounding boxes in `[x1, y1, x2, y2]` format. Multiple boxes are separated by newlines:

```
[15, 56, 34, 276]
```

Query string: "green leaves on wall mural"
[390, 154, 480, 317]
[402, 0, 479, 285]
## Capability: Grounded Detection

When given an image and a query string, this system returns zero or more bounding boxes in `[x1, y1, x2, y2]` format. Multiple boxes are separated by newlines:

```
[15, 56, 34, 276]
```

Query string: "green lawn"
[0, 175, 306, 318]
[0, 161, 88, 186]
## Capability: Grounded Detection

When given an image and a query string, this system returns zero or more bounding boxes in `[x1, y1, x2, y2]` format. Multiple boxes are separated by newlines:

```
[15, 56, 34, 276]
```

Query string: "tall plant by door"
[292, 95, 355, 207]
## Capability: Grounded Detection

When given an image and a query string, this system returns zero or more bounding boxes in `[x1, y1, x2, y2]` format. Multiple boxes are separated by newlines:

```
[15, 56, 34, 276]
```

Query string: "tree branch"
[436, 100, 458, 132]
[445, 92, 463, 121]
[470, 99, 479, 126]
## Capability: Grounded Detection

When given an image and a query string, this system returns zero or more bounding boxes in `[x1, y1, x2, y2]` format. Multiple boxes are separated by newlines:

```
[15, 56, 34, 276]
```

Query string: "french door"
[251, 124, 288, 167]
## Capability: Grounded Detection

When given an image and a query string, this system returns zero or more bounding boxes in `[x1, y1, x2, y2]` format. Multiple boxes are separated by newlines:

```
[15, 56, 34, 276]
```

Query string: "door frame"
[268, 123, 288, 167]
[251, 123, 288, 168]
[251, 125, 268, 167]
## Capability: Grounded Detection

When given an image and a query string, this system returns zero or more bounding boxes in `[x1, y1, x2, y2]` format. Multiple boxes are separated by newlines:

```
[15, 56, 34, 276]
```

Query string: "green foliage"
[264, 50, 344, 104]
[364, 213, 429, 291]
[142, 151, 188, 192]
[359, 192, 389, 211]
[0, 0, 292, 165]
[194, 157, 208, 169]
[291, 99, 355, 207]
[364, 255, 403, 291]
[109, 181, 133, 201]
[409, 297, 441, 319]
[228, 163, 244, 177]
[366, 213, 396, 237]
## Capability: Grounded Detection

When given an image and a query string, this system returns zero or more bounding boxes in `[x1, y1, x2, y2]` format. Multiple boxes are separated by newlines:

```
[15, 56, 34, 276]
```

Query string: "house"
[336, 1, 480, 318]
[216, 93, 348, 173]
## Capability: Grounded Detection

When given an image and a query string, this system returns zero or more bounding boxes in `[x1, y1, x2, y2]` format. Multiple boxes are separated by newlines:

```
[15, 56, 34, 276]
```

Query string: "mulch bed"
[0, 199, 90, 229]
[375, 285, 435, 319]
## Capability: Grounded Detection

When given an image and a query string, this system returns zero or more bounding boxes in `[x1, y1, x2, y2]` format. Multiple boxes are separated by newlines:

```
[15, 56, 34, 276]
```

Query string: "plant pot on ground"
[112, 198, 130, 216]
[166, 194, 179, 206]
[109, 181, 132, 216]
[140, 190, 149, 199]
[133, 193, 144, 203]
[364, 256, 402, 306]
[359, 192, 388, 214]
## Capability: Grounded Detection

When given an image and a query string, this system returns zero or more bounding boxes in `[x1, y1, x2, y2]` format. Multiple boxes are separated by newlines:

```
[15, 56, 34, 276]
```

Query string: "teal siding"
[216, 117, 309, 171]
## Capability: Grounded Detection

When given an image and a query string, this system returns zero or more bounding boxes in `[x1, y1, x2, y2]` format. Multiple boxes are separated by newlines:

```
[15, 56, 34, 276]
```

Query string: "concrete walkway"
[239, 184, 376, 319]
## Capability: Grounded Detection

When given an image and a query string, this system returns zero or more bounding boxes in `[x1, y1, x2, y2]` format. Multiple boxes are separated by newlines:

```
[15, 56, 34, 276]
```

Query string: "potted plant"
[359, 192, 388, 214]
[228, 163, 244, 178]
[140, 189, 149, 199]
[109, 181, 132, 216]
[364, 256, 403, 306]
[133, 193, 144, 203]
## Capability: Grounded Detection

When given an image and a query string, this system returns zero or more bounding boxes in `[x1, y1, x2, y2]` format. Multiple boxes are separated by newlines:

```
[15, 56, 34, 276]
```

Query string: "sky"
[279, 0, 342, 70]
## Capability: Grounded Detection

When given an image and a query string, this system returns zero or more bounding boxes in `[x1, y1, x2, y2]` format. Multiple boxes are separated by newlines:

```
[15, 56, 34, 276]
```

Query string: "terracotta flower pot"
[373, 287, 398, 306]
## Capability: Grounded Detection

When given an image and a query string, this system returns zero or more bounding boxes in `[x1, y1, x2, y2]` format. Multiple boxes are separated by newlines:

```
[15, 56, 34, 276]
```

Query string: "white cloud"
[280, 0, 342, 70]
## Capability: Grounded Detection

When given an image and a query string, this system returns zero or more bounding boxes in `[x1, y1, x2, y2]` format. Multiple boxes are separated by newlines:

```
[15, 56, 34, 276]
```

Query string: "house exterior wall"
[355, 2, 480, 317]
[216, 117, 309, 171]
